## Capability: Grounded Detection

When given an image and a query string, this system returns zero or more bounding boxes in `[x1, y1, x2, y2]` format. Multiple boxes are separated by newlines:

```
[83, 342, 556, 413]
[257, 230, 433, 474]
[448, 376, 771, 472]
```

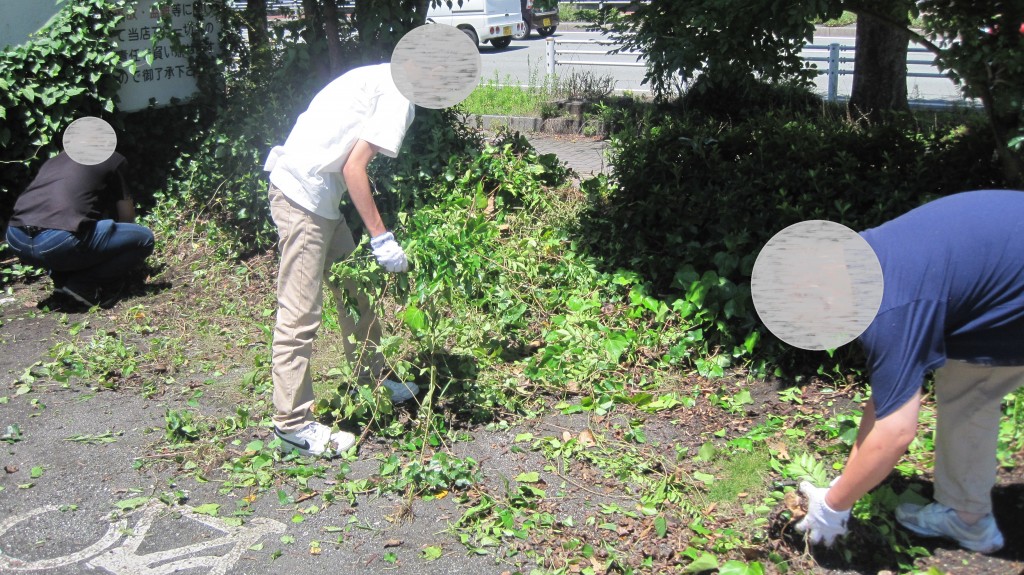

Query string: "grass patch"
[460, 73, 557, 117]
[707, 449, 774, 506]
[816, 10, 857, 27]
[557, 2, 600, 24]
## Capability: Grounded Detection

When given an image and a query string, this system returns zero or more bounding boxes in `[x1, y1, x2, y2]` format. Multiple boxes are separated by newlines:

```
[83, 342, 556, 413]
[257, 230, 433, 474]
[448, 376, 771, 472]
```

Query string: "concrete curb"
[465, 114, 604, 136]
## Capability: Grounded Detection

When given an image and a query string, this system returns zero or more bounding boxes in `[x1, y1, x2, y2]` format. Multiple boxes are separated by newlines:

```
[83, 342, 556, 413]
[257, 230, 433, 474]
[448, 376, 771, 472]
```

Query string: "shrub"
[575, 85, 1007, 373]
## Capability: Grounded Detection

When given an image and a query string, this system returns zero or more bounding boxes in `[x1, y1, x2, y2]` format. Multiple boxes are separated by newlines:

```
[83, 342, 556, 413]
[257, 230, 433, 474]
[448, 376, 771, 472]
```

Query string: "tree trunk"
[322, 0, 345, 76]
[848, 9, 910, 122]
[243, 0, 269, 52]
[977, 83, 1023, 186]
[302, 0, 331, 80]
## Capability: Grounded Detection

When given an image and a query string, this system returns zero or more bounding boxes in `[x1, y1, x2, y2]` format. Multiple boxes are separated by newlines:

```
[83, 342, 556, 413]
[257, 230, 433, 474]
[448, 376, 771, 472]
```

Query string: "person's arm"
[826, 391, 922, 510]
[342, 138, 408, 273]
[114, 171, 136, 223]
[342, 139, 385, 237]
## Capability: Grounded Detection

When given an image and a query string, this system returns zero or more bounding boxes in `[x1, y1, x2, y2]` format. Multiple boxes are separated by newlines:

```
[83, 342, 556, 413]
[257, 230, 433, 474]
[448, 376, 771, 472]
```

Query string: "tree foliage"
[911, 0, 1023, 182]
[615, 0, 1023, 184]
[612, 0, 841, 96]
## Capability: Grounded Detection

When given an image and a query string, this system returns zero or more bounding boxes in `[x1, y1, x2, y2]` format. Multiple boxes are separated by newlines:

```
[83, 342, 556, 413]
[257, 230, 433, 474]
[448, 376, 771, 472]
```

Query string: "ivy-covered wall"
[0, 0, 237, 233]
[1, 0, 132, 229]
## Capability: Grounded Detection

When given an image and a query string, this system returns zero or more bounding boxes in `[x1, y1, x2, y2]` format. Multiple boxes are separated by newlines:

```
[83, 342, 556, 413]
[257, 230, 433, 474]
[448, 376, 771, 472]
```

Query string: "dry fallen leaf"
[784, 490, 807, 522]
[770, 441, 790, 461]
[562, 431, 572, 442]
[578, 429, 596, 447]
[383, 539, 403, 548]
[294, 491, 318, 504]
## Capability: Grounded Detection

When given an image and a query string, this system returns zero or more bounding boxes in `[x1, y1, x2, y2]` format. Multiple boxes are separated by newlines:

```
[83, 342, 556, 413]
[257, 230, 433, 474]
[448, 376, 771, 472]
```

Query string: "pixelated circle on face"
[391, 24, 480, 109]
[62, 116, 117, 166]
[751, 220, 883, 351]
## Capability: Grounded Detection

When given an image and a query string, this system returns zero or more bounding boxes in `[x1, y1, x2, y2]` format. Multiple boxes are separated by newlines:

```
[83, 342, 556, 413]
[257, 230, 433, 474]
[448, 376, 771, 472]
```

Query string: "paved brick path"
[526, 133, 611, 178]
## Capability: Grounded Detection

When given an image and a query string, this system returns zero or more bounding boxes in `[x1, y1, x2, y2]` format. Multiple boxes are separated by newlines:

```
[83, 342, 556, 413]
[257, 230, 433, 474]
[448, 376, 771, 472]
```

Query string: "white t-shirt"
[264, 64, 415, 220]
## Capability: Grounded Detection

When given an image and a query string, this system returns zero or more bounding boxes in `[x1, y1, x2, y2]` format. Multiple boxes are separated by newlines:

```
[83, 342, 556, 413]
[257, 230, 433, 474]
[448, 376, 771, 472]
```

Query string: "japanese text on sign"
[113, 1, 219, 111]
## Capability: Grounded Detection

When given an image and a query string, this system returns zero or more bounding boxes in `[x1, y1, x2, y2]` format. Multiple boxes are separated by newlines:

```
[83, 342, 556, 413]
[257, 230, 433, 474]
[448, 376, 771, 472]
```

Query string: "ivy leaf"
[719, 560, 765, 575]
[192, 503, 220, 517]
[684, 553, 719, 573]
[654, 515, 668, 538]
[693, 471, 715, 484]
[695, 441, 716, 461]
[115, 496, 151, 511]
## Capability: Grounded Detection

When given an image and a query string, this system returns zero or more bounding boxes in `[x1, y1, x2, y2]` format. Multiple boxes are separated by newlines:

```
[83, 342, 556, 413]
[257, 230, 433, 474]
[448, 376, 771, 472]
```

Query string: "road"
[477, 25, 972, 105]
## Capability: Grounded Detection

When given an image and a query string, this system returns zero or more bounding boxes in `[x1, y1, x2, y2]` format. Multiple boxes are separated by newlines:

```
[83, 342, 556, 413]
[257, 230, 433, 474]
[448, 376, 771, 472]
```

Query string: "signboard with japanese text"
[113, 1, 220, 112]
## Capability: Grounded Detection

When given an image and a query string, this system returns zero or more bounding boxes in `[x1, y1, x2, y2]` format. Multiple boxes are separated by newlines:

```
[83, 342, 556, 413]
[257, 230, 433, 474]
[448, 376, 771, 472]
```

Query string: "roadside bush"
[679, 73, 823, 120]
[576, 88, 1006, 374]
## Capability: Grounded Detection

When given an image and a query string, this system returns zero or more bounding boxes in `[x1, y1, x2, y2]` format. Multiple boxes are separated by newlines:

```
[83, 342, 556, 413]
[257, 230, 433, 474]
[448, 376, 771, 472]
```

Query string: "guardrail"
[228, 1, 310, 13]
[802, 43, 950, 101]
[560, 1, 648, 8]
[545, 38, 644, 75]
[546, 37, 973, 106]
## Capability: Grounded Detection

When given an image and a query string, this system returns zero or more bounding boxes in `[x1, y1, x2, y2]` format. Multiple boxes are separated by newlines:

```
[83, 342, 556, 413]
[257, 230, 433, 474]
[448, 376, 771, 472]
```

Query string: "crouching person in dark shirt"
[795, 189, 1024, 554]
[5, 151, 154, 308]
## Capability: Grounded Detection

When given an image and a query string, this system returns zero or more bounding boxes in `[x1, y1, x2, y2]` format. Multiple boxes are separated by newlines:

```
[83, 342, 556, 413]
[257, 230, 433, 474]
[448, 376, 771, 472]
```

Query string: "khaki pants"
[932, 360, 1024, 515]
[269, 185, 385, 432]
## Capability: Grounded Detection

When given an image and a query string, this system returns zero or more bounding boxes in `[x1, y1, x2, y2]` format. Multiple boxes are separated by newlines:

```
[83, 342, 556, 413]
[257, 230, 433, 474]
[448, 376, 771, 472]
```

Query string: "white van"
[426, 0, 524, 50]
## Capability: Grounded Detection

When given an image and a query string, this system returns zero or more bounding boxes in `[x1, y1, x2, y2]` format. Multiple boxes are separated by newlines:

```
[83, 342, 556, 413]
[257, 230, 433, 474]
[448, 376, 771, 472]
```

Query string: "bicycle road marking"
[0, 501, 286, 574]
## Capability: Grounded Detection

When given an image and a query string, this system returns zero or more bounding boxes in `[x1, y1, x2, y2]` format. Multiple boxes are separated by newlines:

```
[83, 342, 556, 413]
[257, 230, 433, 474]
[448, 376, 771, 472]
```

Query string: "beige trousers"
[932, 359, 1024, 515]
[269, 185, 384, 432]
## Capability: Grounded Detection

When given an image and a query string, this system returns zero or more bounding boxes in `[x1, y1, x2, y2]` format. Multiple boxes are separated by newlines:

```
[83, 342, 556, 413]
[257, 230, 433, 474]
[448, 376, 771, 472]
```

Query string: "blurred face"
[391, 24, 480, 109]
[751, 220, 883, 351]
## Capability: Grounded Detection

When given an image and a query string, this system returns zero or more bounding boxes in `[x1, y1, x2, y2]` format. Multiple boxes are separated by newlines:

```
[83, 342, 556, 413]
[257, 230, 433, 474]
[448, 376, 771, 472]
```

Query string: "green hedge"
[576, 82, 1008, 373]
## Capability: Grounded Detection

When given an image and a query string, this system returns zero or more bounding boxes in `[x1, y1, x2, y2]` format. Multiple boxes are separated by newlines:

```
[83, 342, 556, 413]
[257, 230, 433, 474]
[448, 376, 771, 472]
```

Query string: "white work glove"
[370, 231, 408, 273]
[794, 480, 850, 546]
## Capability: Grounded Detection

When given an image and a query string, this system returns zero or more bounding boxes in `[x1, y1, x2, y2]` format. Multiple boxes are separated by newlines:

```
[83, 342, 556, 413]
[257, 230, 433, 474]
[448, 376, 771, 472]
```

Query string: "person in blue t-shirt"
[795, 189, 1024, 553]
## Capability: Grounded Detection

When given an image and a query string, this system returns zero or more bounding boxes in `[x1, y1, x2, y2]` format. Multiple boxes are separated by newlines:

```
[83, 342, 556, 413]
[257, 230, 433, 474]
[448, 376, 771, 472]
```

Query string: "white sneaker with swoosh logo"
[274, 422, 355, 457]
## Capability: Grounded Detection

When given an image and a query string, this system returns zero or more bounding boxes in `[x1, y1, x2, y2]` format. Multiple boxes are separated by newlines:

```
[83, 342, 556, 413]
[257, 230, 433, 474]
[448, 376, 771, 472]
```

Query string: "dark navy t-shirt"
[858, 190, 1024, 419]
[9, 152, 126, 233]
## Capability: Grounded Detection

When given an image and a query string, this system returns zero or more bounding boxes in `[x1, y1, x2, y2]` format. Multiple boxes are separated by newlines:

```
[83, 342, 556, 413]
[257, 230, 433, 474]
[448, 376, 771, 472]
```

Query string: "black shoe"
[53, 283, 122, 308]
[98, 282, 124, 308]
[54, 285, 99, 307]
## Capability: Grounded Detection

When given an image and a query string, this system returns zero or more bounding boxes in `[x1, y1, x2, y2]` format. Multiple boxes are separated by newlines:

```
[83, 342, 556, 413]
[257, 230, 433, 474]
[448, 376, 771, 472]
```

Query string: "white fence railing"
[545, 37, 973, 106]
[561, 1, 649, 9]
[801, 43, 951, 101]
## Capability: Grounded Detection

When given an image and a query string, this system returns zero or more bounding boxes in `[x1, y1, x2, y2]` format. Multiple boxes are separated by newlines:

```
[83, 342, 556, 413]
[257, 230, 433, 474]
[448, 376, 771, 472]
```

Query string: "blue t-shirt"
[858, 190, 1024, 419]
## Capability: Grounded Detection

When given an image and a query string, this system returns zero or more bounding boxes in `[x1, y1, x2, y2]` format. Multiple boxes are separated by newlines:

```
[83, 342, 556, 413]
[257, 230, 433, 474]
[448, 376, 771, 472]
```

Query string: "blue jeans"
[5, 220, 154, 292]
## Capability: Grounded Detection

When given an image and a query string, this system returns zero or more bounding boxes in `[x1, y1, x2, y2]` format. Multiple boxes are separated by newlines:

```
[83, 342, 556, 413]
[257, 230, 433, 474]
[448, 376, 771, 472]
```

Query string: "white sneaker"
[351, 379, 420, 403]
[381, 379, 419, 403]
[274, 422, 355, 457]
[896, 502, 1004, 553]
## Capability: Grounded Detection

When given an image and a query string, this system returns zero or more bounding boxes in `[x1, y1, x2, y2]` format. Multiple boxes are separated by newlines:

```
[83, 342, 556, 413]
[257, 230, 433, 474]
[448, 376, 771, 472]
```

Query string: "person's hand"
[794, 481, 850, 546]
[115, 199, 137, 223]
[370, 231, 408, 273]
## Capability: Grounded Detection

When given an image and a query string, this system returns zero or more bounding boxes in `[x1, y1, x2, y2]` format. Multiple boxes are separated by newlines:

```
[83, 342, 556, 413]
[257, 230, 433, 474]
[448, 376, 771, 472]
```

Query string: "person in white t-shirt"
[264, 25, 480, 457]
[264, 64, 417, 457]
